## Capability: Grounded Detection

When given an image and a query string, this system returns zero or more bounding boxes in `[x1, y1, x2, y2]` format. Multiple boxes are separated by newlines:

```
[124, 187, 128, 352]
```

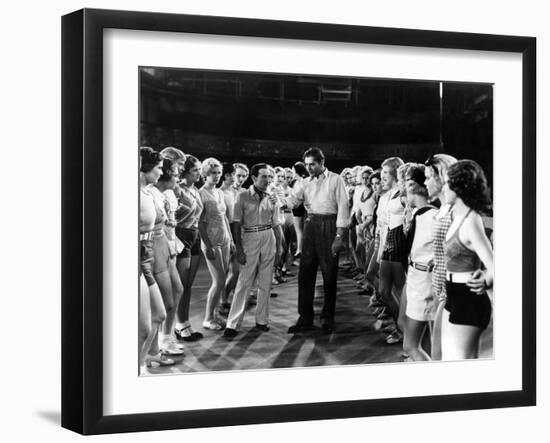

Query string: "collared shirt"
[233, 185, 280, 228]
[286, 168, 350, 228]
[410, 207, 437, 264]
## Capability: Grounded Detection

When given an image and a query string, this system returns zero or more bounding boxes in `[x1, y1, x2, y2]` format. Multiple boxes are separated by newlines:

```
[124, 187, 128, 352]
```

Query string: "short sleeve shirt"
[233, 186, 281, 228]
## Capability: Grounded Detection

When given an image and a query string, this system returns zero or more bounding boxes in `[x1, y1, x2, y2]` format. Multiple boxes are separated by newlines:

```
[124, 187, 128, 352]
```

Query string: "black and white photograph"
[138, 67, 494, 375]
[53, 2, 539, 438]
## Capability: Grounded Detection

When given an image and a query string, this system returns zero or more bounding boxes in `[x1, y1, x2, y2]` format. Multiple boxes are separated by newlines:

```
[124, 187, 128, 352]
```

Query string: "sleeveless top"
[221, 186, 237, 222]
[355, 188, 375, 221]
[199, 186, 231, 247]
[139, 187, 156, 233]
[445, 209, 481, 273]
[388, 190, 405, 229]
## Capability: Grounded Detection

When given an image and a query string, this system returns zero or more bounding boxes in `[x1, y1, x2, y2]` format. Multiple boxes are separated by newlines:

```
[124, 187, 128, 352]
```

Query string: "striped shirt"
[174, 183, 203, 229]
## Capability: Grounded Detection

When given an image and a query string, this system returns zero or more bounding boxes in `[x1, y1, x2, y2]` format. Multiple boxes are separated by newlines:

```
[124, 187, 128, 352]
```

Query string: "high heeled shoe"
[145, 351, 176, 368]
[161, 337, 185, 356]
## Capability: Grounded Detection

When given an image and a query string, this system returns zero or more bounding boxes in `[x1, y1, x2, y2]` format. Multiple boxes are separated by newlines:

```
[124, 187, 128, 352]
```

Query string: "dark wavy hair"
[158, 157, 177, 182]
[250, 163, 269, 178]
[405, 164, 428, 198]
[180, 154, 200, 175]
[446, 160, 492, 214]
[302, 147, 325, 164]
[368, 171, 381, 185]
[222, 162, 235, 176]
[140, 147, 162, 173]
[293, 161, 308, 178]
[221, 162, 235, 183]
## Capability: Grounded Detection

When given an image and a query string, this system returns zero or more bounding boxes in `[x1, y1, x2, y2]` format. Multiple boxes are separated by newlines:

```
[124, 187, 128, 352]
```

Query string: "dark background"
[139, 67, 493, 182]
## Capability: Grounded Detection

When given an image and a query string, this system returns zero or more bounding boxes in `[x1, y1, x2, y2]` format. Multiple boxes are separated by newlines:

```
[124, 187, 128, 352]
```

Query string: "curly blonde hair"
[200, 157, 222, 179]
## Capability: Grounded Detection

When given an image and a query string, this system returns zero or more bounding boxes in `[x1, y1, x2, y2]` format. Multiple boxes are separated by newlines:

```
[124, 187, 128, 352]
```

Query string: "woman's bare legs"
[441, 309, 483, 360]
[176, 253, 201, 324]
[431, 299, 446, 360]
[139, 275, 152, 369]
[161, 258, 184, 337]
[379, 261, 405, 323]
[396, 278, 407, 333]
[203, 243, 230, 325]
[403, 316, 431, 361]
[140, 280, 167, 365]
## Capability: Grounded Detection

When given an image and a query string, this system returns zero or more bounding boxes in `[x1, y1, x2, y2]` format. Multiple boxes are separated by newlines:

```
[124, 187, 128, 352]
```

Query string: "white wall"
[0, 0, 545, 441]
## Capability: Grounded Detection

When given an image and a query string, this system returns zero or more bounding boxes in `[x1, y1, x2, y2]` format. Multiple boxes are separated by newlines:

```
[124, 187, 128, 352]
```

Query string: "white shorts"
[405, 266, 435, 322]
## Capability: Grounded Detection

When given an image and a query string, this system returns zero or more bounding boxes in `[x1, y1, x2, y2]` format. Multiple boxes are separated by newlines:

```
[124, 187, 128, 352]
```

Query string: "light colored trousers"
[226, 229, 276, 330]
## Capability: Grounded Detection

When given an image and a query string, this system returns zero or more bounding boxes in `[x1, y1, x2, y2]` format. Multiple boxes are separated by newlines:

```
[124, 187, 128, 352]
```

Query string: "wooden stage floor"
[144, 260, 493, 375]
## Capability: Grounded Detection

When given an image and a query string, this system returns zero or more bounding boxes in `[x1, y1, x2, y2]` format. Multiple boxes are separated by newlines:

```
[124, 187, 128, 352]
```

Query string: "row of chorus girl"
[138, 146, 307, 370]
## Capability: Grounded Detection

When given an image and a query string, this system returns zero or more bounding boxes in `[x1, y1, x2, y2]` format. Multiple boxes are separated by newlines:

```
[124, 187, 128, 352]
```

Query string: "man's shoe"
[288, 324, 314, 334]
[223, 328, 239, 339]
[321, 324, 334, 334]
[255, 323, 270, 332]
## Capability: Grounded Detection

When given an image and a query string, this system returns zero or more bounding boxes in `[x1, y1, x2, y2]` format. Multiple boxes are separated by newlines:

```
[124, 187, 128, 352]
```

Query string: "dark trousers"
[297, 214, 339, 326]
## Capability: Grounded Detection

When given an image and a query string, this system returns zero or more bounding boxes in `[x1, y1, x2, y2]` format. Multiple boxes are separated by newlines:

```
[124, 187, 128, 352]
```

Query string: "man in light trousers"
[224, 163, 281, 339]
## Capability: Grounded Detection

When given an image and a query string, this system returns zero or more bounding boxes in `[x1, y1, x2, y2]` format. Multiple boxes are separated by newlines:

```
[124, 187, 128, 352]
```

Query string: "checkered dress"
[432, 205, 453, 301]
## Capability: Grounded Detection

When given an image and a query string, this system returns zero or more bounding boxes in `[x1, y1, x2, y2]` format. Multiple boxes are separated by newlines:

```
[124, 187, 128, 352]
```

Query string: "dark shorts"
[292, 204, 306, 218]
[152, 233, 171, 275]
[175, 226, 201, 258]
[381, 225, 407, 264]
[140, 240, 156, 286]
[445, 281, 492, 330]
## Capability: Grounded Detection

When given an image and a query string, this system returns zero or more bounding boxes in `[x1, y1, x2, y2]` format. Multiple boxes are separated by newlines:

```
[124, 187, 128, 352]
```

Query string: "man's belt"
[409, 259, 434, 272]
[307, 213, 337, 220]
[243, 224, 272, 233]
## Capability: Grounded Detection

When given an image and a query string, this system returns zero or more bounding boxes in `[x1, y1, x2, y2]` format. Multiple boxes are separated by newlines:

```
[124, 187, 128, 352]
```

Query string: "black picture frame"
[61, 8, 536, 435]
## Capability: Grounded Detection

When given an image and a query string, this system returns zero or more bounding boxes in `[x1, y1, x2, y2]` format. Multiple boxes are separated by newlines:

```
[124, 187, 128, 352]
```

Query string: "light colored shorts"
[405, 266, 435, 322]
